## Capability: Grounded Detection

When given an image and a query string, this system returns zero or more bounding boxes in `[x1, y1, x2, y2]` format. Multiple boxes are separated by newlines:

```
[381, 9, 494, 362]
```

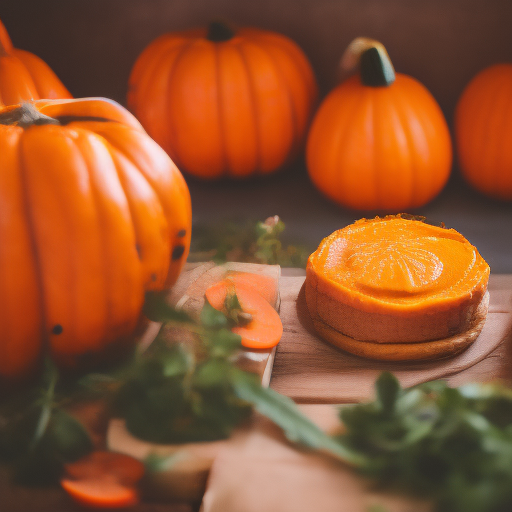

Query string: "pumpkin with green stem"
[306, 38, 452, 211]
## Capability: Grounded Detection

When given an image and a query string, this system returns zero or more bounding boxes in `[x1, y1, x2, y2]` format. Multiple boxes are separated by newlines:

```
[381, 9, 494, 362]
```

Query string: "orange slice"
[306, 216, 490, 359]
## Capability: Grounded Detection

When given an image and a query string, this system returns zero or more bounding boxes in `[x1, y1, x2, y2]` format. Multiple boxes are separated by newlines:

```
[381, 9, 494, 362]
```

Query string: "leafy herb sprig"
[338, 372, 512, 512]
[0, 292, 361, 485]
[0, 360, 92, 484]
[99, 294, 361, 463]
[189, 216, 310, 267]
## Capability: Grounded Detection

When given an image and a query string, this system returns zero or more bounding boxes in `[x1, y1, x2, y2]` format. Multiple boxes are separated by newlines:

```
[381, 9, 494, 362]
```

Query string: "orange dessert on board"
[305, 216, 490, 361]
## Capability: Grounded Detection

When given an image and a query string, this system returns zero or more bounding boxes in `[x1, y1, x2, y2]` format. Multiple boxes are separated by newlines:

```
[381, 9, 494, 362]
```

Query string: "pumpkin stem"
[206, 20, 235, 42]
[341, 37, 395, 87]
[0, 102, 60, 128]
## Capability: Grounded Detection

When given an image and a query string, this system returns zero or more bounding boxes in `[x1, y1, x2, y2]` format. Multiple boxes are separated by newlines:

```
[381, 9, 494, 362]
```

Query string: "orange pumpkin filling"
[306, 216, 490, 358]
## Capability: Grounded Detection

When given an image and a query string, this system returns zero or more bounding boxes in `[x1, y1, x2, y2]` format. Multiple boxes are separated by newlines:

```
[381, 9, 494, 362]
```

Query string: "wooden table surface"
[2, 267, 511, 512]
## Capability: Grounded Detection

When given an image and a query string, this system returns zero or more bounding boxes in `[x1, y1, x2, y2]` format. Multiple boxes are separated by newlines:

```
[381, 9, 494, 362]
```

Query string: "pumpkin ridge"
[164, 39, 198, 171]
[392, 77, 449, 207]
[101, 135, 170, 289]
[252, 37, 299, 162]
[128, 35, 176, 95]
[69, 132, 109, 348]
[333, 84, 367, 206]
[91, 128, 167, 213]
[91, 126, 191, 284]
[250, 30, 317, 105]
[390, 82, 417, 207]
[496, 79, 512, 194]
[461, 76, 499, 189]
[12, 49, 72, 101]
[488, 79, 512, 196]
[132, 39, 187, 164]
[464, 78, 499, 196]
[0, 131, 43, 376]
[236, 42, 262, 174]
[129, 37, 179, 110]
[17, 130, 51, 360]
[69, 129, 143, 351]
[213, 43, 228, 174]
[371, 89, 383, 208]
[0, 57, 39, 106]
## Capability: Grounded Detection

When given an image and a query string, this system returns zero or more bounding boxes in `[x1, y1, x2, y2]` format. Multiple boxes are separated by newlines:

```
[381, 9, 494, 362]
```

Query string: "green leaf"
[193, 359, 233, 388]
[225, 289, 242, 313]
[376, 372, 401, 414]
[337, 373, 512, 512]
[230, 368, 366, 466]
[200, 301, 229, 329]
[144, 452, 182, 473]
[160, 344, 193, 377]
[143, 292, 194, 324]
[44, 409, 93, 462]
[29, 404, 52, 450]
[206, 328, 242, 358]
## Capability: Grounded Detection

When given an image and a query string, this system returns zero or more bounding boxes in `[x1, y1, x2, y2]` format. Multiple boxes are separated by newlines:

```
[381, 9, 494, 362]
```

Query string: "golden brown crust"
[305, 266, 485, 344]
[308, 291, 489, 361]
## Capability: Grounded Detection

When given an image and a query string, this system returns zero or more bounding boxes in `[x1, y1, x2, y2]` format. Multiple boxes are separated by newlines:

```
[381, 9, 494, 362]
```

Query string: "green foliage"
[231, 367, 364, 465]
[0, 360, 92, 484]
[338, 372, 512, 512]
[105, 295, 354, 462]
[189, 216, 310, 268]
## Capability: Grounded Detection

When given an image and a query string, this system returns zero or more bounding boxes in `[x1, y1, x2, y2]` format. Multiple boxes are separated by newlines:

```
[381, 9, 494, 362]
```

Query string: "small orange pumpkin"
[127, 21, 318, 179]
[306, 38, 452, 211]
[0, 98, 191, 378]
[455, 64, 512, 200]
[0, 18, 72, 106]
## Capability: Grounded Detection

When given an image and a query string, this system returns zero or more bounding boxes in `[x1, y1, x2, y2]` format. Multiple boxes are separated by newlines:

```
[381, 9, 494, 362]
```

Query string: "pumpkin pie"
[305, 216, 490, 360]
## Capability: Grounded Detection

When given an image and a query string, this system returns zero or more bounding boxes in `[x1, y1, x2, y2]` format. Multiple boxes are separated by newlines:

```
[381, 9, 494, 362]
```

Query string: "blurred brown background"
[1, 0, 512, 271]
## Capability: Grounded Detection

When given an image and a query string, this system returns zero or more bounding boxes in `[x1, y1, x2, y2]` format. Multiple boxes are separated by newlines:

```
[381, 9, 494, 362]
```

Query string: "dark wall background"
[2, 0, 512, 120]
[1, 1, 512, 272]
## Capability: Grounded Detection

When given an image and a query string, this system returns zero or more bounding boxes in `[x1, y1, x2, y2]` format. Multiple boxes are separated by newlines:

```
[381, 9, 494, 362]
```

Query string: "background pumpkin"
[0, 98, 192, 379]
[306, 38, 452, 211]
[0, 18, 71, 106]
[455, 64, 512, 201]
[127, 21, 318, 179]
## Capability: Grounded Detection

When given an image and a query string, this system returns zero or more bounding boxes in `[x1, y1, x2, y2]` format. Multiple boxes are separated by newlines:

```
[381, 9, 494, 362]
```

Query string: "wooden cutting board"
[270, 273, 512, 403]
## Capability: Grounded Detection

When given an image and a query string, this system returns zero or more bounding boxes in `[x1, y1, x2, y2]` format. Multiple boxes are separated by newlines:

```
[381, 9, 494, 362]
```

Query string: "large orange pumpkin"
[127, 21, 318, 179]
[0, 98, 191, 378]
[0, 18, 72, 106]
[306, 38, 452, 211]
[455, 64, 512, 200]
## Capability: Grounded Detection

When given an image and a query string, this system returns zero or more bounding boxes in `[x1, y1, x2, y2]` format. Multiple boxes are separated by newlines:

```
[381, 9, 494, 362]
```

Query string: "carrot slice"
[61, 478, 139, 508]
[61, 451, 145, 508]
[224, 271, 277, 306]
[205, 280, 283, 349]
[63, 451, 145, 485]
